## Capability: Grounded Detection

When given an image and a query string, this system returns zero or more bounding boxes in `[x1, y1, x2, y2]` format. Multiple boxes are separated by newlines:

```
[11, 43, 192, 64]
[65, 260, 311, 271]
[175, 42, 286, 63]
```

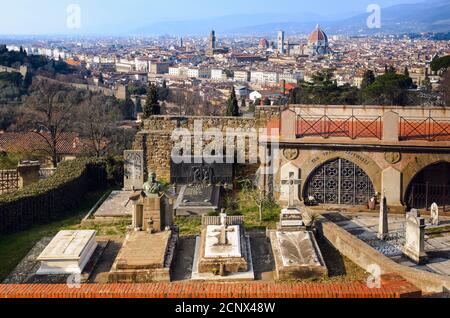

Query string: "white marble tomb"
[204, 225, 241, 259]
[36, 230, 98, 275]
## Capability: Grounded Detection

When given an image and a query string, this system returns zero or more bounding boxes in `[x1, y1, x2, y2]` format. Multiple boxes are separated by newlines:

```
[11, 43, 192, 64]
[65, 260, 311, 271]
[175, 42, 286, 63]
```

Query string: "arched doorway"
[303, 158, 376, 205]
[405, 162, 450, 209]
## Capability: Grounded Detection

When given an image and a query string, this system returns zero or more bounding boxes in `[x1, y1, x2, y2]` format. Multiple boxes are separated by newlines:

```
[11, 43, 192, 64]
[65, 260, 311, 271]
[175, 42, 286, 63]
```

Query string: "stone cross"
[378, 195, 389, 240]
[430, 203, 440, 226]
[281, 173, 301, 209]
[214, 213, 234, 246]
[404, 209, 427, 264]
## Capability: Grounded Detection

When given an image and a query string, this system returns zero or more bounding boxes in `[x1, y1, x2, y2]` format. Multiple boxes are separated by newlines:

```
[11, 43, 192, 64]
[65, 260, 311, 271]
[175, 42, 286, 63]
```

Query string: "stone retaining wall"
[134, 115, 271, 183]
[318, 220, 450, 293]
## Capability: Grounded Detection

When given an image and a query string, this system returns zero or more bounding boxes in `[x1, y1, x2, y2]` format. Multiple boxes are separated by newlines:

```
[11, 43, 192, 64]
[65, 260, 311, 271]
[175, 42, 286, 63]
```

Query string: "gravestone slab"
[36, 230, 98, 275]
[431, 203, 440, 226]
[123, 150, 144, 191]
[269, 230, 327, 280]
[173, 185, 221, 216]
[170, 156, 233, 185]
[94, 191, 133, 218]
[404, 209, 427, 264]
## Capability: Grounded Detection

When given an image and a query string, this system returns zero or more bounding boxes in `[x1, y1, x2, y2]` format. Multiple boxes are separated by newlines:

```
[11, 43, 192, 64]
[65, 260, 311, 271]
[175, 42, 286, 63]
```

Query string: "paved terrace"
[328, 213, 450, 276]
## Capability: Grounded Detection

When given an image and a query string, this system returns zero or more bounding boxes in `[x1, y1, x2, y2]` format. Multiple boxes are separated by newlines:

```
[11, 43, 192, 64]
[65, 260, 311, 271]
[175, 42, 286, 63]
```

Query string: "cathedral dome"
[308, 24, 328, 44]
[258, 38, 270, 49]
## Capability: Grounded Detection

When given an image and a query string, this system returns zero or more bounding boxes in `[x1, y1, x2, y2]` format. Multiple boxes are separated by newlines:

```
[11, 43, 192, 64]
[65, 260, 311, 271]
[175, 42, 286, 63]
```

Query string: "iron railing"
[400, 116, 450, 141]
[407, 183, 450, 210]
[297, 114, 382, 140]
[0, 170, 19, 194]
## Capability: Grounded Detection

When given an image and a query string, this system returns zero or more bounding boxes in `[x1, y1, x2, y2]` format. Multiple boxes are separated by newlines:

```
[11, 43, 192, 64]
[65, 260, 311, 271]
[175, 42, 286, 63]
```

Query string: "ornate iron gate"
[0, 170, 19, 194]
[304, 158, 375, 205]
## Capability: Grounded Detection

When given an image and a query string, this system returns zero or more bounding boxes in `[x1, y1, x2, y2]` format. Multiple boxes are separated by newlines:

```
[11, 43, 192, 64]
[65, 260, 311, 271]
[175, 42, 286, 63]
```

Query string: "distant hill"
[133, 0, 450, 36]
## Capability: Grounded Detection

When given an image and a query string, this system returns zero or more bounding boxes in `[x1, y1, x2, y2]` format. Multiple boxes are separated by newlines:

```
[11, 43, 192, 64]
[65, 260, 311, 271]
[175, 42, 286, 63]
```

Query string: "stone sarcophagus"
[192, 214, 254, 280]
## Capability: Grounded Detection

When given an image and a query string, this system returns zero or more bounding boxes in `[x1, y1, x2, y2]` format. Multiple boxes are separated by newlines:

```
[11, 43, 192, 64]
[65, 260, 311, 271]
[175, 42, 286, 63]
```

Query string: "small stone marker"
[281, 173, 301, 209]
[123, 150, 144, 191]
[378, 195, 389, 240]
[404, 209, 427, 265]
[430, 203, 440, 226]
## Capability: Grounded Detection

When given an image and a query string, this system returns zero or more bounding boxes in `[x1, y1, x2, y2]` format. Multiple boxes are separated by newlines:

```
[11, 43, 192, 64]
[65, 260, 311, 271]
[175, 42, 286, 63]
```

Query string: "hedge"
[0, 157, 121, 235]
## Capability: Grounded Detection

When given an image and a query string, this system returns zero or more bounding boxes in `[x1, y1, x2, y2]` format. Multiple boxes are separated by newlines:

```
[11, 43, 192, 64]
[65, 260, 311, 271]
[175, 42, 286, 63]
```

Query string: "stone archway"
[303, 157, 376, 205]
[402, 155, 450, 201]
[404, 160, 450, 209]
[300, 150, 382, 196]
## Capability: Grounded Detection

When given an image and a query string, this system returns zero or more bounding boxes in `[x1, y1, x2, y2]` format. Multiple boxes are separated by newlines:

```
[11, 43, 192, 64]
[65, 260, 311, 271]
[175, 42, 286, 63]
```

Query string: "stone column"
[17, 161, 41, 189]
[382, 111, 399, 142]
[404, 209, 427, 264]
[382, 167, 402, 207]
[280, 108, 297, 140]
[378, 196, 389, 240]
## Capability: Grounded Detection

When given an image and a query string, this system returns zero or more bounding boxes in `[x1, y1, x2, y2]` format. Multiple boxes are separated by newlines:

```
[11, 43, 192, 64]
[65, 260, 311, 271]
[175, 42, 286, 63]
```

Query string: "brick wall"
[0, 274, 420, 298]
[134, 115, 270, 183]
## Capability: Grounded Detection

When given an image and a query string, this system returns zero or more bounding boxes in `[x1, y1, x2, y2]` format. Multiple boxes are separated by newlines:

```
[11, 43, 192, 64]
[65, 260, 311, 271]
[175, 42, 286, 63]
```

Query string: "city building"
[307, 24, 332, 56]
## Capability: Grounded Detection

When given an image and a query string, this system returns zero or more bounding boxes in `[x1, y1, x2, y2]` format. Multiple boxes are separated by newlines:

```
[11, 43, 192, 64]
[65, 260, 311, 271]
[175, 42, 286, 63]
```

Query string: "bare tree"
[239, 178, 267, 222]
[21, 78, 83, 167]
[77, 93, 121, 157]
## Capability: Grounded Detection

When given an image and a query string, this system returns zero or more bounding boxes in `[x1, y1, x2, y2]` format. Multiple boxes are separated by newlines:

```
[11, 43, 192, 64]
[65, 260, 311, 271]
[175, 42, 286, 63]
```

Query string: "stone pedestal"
[17, 161, 40, 189]
[131, 194, 165, 233]
[36, 230, 98, 275]
[278, 208, 305, 231]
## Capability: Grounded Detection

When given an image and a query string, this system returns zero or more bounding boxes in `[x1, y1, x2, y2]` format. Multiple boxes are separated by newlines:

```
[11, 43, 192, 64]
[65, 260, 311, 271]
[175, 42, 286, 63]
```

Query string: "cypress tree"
[143, 83, 160, 117]
[226, 87, 239, 116]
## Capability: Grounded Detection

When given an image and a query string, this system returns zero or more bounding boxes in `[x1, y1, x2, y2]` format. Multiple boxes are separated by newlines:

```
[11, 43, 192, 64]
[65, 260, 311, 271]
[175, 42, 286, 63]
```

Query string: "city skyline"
[0, 0, 431, 36]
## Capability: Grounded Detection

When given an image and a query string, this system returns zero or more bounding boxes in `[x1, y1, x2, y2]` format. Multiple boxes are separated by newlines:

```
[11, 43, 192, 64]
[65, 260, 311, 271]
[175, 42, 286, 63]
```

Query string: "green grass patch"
[426, 225, 450, 236]
[228, 189, 280, 230]
[175, 216, 202, 236]
[0, 189, 109, 282]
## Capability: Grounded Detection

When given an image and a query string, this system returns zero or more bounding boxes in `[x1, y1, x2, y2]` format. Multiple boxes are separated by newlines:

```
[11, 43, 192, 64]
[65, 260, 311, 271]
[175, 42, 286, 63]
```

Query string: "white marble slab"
[191, 237, 254, 281]
[204, 225, 241, 258]
[276, 231, 322, 267]
[36, 230, 97, 275]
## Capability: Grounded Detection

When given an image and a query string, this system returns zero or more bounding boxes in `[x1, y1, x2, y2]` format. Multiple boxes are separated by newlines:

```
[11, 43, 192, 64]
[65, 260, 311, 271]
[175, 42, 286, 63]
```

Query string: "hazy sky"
[0, 0, 426, 35]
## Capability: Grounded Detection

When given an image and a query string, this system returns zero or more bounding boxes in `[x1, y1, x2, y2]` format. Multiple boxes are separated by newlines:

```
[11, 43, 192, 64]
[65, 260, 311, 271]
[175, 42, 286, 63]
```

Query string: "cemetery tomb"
[36, 230, 98, 275]
[191, 214, 254, 281]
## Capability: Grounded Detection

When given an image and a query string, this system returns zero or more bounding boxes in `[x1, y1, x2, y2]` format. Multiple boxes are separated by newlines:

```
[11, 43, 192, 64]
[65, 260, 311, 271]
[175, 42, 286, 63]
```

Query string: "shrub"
[0, 158, 111, 235]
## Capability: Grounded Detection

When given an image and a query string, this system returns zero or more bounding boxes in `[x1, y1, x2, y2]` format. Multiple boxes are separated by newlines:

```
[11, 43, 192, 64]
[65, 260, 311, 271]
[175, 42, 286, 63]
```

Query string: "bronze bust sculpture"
[142, 172, 163, 195]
